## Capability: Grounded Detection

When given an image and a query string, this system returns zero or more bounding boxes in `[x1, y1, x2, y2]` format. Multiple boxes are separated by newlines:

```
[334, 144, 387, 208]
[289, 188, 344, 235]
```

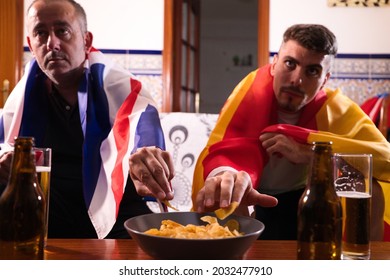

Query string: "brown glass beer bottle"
[0, 137, 46, 259]
[297, 142, 342, 260]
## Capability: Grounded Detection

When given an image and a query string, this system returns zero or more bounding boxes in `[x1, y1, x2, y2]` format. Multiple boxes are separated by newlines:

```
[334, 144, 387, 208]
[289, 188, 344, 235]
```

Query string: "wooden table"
[44, 239, 390, 260]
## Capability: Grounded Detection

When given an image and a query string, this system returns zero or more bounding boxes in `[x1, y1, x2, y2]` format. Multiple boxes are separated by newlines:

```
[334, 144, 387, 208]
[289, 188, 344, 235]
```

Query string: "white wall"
[23, 0, 390, 113]
[270, 0, 390, 54]
[24, 0, 164, 50]
[23, 0, 390, 53]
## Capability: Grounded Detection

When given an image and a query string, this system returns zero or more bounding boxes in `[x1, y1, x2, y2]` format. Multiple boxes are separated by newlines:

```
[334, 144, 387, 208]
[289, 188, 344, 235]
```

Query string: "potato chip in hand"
[215, 201, 239, 220]
[162, 200, 179, 211]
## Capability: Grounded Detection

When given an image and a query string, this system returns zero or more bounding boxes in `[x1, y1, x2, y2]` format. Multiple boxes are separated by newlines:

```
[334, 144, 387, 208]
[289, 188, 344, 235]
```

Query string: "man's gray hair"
[27, 0, 88, 33]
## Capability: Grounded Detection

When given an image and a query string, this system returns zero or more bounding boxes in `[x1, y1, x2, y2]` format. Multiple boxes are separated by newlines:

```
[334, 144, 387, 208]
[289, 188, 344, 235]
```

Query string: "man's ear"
[27, 36, 34, 54]
[270, 54, 278, 76]
[319, 72, 331, 90]
[84, 31, 93, 53]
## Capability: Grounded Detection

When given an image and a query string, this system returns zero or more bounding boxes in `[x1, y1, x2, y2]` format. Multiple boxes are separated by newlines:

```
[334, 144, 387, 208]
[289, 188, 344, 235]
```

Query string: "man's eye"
[35, 30, 47, 38]
[56, 28, 70, 37]
[285, 60, 295, 69]
[307, 68, 320, 76]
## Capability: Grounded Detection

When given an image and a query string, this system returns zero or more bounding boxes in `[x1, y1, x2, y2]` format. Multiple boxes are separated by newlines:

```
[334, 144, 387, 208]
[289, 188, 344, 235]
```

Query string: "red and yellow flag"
[192, 64, 390, 240]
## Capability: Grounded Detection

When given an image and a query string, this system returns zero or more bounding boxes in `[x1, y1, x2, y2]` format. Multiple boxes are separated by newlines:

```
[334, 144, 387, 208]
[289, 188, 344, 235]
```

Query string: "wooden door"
[0, 0, 24, 107]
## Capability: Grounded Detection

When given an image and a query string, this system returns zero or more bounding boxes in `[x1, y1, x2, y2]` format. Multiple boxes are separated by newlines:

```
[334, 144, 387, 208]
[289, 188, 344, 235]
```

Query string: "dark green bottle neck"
[8, 138, 36, 186]
[307, 143, 334, 194]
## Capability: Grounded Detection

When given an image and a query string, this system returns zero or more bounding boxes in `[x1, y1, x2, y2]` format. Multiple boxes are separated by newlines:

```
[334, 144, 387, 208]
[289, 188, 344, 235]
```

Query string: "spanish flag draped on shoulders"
[360, 93, 390, 241]
[192, 64, 390, 241]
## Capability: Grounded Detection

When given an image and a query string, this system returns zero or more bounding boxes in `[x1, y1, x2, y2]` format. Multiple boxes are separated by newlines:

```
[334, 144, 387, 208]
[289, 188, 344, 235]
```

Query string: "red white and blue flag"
[0, 48, 165, 238]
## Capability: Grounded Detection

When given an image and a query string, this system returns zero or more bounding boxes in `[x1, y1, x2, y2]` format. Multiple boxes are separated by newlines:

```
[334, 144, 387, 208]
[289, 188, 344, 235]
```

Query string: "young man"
[192, 24, 390, 240]
[0, 0, 174, 239]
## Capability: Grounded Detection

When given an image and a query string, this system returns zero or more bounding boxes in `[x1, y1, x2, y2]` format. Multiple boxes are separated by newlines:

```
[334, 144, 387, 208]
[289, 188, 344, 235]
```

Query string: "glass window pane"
[189, 92, 196, 112]
[181, 89, 187, 111]
[182, 2, 188, 40]
[190, 7, 196, 46]
[189, 49, 194, 89]
[181, 45, 187, 86]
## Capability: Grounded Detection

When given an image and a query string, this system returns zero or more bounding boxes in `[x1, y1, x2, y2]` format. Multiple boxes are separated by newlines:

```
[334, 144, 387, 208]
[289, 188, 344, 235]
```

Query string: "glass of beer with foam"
[34, 147, 51, 248]
[333, 153, 372, 260]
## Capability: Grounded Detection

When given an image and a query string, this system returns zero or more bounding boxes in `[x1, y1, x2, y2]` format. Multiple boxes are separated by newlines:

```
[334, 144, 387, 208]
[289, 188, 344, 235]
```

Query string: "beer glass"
[333, 153, 372, 260]
[34, 147, 52, 247]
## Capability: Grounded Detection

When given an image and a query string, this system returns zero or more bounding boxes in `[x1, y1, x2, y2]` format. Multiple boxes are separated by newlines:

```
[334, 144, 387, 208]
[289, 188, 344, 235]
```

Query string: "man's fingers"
[129, 147, 175, 201]
[246, 189, 278, 207]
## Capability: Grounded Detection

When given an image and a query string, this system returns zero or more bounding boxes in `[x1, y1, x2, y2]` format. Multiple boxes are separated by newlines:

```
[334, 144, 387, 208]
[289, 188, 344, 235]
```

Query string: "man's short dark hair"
[283, 24, 338, 56]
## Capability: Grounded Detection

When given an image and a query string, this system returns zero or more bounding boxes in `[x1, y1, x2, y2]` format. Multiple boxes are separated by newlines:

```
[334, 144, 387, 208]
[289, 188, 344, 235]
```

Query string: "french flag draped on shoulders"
[192, 64, 390, 241]
[0, 48, 165, 238]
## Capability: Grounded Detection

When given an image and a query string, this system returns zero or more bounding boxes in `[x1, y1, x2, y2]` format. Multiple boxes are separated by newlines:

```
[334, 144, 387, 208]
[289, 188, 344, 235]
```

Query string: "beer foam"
[36, 166, 51, 172]
[336, 191, 371, 199]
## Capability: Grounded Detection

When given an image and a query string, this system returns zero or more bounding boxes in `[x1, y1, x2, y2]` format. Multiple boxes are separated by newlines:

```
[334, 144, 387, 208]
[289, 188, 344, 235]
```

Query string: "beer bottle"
[297, 142, 342, 260]
[0, 137, 46, 260]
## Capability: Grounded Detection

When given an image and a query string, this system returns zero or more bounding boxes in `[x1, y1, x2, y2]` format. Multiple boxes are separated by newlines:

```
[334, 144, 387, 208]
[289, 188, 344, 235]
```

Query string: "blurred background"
[1, 0, 389, 113]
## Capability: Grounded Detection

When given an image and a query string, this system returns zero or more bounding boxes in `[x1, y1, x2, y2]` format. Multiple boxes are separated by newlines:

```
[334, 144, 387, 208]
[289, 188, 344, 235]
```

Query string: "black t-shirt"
[43, 90, 151, 238]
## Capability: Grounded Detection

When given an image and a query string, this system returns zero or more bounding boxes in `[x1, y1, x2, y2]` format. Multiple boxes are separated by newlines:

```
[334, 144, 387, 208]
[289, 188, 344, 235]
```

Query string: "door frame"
[0, 0, 24, 107]
[162, 0, 269, 112]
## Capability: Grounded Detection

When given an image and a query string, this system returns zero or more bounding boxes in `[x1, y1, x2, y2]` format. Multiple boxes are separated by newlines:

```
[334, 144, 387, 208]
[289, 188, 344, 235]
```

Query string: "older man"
[0, 0, 174, 239]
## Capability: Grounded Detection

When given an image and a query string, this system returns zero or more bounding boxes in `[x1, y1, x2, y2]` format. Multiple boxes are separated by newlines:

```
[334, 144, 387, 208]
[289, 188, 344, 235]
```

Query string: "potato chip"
[224, 219, 240, 232]
[161, 200, 179, 211]
[214, 201, 239, 220]
[200, 215, 218, 225]
[144, 215, 244, 239]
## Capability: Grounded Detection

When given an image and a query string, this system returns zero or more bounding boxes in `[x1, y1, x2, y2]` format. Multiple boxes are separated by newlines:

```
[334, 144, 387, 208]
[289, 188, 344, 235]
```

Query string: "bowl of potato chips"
[124, 211, 265, 259]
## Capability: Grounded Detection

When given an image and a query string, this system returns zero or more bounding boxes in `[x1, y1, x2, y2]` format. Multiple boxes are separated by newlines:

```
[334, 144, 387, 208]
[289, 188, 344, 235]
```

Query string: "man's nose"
[46, 32, 60, 51]
[290, 71, 303, 86]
